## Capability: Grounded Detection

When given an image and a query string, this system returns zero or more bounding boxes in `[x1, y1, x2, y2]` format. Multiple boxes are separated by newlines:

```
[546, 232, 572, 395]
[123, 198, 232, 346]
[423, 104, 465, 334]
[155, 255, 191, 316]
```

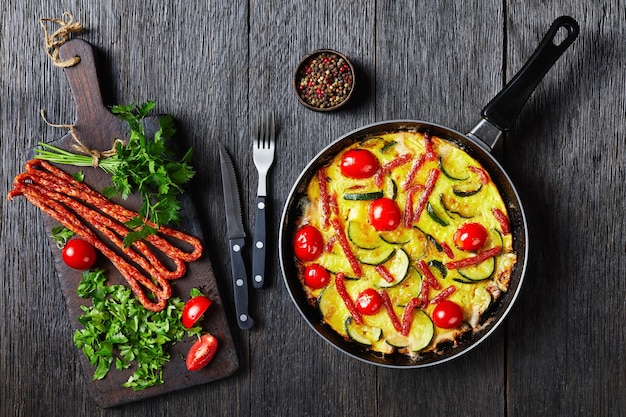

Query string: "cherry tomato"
[62, 238, 97, 270]
[293, 225, 324, 261]
[186, 333, 219, 371]
[182, 295, 212, 328]
[368, 198, 402, 231]
[303, 264, 330, 289]
[454, 222, 488, 251]
[354, 288, 383, 315]
[340, 149, 379, 179]
[432, 300, 464, 329]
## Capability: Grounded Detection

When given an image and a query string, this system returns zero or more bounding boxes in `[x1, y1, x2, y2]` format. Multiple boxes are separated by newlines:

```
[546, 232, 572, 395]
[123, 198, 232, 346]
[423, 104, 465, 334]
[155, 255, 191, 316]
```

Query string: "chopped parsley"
[73, 269, 201, 390]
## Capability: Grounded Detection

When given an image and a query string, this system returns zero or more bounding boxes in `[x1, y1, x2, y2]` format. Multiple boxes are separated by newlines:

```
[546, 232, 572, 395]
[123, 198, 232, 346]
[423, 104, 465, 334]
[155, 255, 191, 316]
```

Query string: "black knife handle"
[252, 196, 266, 289]
[228, 237, 254, 329]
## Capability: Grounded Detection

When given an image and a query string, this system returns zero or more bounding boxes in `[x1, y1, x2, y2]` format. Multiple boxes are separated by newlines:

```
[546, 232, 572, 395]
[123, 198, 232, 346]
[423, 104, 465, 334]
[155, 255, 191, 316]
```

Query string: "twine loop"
[38, 12, 123, 168]
[39, 12, 84, 68]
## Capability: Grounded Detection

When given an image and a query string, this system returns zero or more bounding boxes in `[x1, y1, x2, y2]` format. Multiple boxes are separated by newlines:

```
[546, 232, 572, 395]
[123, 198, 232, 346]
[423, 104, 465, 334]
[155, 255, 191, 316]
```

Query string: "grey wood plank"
[504, 4, 626, 417]
[1, 5, 90, 417]
[246, 1, 379, 416]
[374, 2, 506, 415]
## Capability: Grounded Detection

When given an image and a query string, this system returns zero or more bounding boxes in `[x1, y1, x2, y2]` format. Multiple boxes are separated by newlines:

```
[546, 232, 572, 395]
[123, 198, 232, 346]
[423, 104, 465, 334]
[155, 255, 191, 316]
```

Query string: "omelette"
[293, 131, 517, 358]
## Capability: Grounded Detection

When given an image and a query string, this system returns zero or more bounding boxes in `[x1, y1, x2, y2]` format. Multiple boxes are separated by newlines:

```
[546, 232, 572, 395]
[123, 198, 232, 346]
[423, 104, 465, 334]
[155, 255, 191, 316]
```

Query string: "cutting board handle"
[57, 39, 126, 148]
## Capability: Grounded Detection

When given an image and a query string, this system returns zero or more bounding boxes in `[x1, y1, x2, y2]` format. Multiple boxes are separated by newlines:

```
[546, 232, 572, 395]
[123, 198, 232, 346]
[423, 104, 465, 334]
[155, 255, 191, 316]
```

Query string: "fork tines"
[256, 112, 275, 150]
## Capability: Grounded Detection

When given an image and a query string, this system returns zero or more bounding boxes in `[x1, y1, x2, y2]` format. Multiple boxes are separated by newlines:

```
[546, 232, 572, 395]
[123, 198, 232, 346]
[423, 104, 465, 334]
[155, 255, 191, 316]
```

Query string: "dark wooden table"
[1, 2, 623, 416]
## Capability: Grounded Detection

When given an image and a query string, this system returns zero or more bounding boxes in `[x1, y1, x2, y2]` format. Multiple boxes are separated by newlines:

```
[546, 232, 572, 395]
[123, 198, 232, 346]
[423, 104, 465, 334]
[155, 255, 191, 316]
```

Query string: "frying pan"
[279, 16, 579, 367]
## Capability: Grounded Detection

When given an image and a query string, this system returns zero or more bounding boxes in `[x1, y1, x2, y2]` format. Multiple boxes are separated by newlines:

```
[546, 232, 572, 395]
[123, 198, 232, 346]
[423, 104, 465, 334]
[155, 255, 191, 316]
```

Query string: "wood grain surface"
[1, 1, 624, 416]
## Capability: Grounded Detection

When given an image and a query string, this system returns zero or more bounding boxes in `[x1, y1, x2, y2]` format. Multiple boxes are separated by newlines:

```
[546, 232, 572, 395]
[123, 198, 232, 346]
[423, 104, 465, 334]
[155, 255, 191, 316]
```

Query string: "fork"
[251, 112, 275, 289]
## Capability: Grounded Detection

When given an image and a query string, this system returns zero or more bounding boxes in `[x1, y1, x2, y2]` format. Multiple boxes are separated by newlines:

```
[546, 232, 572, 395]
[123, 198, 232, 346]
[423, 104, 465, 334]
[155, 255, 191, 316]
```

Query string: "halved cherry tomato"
[62, 238, 97, 270]
[340, 149, 379, 179]
[293, 225, 324, 261]
[182, 295, 212, 328]
[303, 264, 330, 289]
[432, 300, 464, 329]
[186, 333, 219, 371]
[453, 222, 488, 252]
[354, 288, 383, 315]
[368, 198, 402, 231]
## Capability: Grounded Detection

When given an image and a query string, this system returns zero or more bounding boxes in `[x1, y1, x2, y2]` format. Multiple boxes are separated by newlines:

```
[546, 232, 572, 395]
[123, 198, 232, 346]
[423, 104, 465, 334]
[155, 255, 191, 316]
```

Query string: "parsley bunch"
[35, 100, 195, 245]
[73, 269, 201, 390]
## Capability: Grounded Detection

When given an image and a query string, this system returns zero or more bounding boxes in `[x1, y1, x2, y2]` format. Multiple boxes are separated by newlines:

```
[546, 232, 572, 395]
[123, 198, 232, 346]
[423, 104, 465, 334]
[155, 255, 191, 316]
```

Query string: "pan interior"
[279, 120, 528, 368]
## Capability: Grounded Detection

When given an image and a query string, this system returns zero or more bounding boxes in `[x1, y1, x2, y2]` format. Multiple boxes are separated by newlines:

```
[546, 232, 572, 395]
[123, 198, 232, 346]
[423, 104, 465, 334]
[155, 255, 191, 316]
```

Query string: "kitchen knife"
[218, 143, 254, 330]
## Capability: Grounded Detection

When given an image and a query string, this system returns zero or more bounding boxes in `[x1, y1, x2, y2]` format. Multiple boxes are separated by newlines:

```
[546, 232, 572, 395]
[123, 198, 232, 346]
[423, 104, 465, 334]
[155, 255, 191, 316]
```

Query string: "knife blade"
[218, 143, 254, 330]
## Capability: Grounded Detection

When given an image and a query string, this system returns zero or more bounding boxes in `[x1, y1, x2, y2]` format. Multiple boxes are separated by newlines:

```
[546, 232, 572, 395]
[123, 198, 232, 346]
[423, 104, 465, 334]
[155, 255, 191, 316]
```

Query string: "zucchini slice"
[379, 228, 413, 245]
[345, 317, 382, 346]
[458, 256, 496, 281]
[452, 277, 476, 284]
[452, 182, 483, 197]
[384, 177, 398, 200]
[356, 244, 395, 265]
[407, 310, 435, 352]
[438, 156, 470, 181]
[380, 140, 397, 154]
[317, 285, 350, 337]
[347, 220, 382, 250]
[343, 191, 384, 201]
[373, 248, 410, 288]
[428, 259, 447, 279]
[386, 332, 409, 349]
[386, 266, 422, 307]
[489, 228, 504, 248]
[440, 193, 475, 219]
[427, 201, 449, 226]
[420, 230, 442, 252]
[316, 252, 353, 276]
[385, 310, 434, 352]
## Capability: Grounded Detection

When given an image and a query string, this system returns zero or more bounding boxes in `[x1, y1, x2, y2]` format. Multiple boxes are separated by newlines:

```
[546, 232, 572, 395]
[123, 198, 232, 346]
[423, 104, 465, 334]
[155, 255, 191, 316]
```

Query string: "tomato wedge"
[186, 333, 219, 371]
[182, 295, 212, 328]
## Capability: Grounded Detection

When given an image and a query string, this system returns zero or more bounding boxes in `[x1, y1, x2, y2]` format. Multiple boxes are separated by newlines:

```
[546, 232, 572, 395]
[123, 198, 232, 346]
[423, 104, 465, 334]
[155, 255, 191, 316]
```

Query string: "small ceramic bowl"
[293, 49, 356, 112]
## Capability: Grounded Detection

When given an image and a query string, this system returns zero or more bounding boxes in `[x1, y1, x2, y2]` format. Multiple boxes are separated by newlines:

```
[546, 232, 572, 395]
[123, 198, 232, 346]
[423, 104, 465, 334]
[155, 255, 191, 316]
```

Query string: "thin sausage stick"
[29, 178, 186, 280]
[26, 164, 193, 279]
[25, 160, 203, 262]
[18, 177, 173, 300]
[11, 176, 169, 311]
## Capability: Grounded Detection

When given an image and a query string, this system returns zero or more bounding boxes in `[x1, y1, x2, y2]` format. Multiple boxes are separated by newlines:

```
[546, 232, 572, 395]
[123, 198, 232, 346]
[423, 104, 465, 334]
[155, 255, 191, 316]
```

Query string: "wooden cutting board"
[34, 39, 238, 408]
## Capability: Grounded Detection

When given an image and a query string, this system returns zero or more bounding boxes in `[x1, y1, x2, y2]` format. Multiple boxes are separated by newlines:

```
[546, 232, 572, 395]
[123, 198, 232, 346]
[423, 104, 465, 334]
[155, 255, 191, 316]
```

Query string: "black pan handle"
[482, 16, 579, 132]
